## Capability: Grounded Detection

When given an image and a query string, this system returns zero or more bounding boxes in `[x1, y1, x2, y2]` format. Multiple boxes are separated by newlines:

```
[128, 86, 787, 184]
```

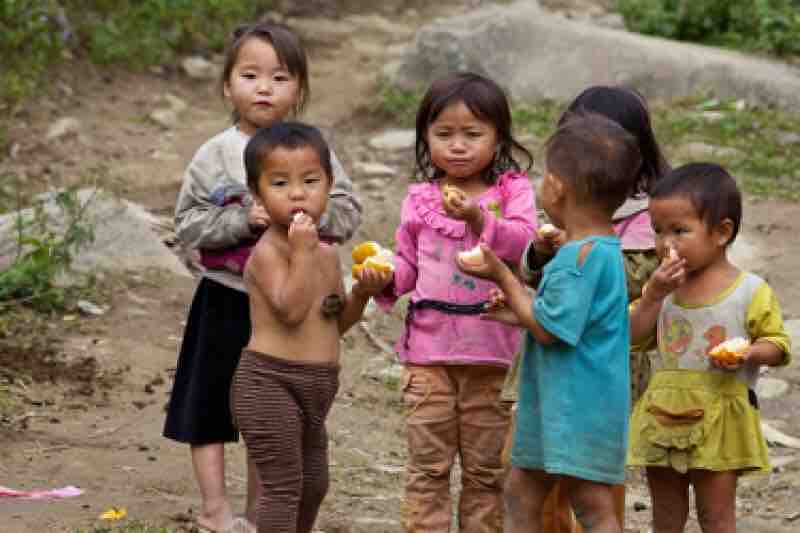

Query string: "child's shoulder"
[190, 126, 244, 163]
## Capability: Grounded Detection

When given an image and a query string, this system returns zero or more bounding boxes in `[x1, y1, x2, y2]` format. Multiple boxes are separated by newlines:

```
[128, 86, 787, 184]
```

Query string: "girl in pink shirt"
[377, 72, 537, 533]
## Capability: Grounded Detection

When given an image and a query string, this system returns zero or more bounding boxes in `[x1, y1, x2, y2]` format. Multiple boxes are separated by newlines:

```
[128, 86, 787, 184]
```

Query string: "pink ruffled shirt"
[377, 171, 537, 366]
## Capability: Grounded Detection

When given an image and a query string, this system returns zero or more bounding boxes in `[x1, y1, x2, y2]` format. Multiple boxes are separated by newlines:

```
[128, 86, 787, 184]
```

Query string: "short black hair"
[545, 113, 643, 214]
[244, 122, 333, 196]
[650, 163, 742, 246]
[414, 72, 533, 183]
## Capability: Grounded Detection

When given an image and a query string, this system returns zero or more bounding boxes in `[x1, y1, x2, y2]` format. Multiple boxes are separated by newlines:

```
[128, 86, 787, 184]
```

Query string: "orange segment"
[352, 241, 381, 264]
[363, 256, 394, 274]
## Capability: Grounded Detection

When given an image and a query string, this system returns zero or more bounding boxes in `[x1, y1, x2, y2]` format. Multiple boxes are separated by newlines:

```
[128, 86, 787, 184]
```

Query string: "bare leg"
[691, 470, 737, 533]
[646, 467, 690, 533]
[504, 467, 557, 533]
[562, 476, 620, 533]
[191, 443, 234, 532]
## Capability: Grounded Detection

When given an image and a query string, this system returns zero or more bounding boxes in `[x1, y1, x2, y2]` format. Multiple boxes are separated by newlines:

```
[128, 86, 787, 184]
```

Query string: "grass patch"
[510, 94, 800, 201]
[653, 94, 800, 200]
[374, 81, 423, 127]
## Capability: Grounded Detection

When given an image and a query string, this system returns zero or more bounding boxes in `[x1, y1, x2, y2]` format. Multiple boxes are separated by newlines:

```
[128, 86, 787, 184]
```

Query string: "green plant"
[375, 81, 423, 126]
[617, 0, 800, 56]
[0, 187, 97, 312]
[0, 1, 275, 112]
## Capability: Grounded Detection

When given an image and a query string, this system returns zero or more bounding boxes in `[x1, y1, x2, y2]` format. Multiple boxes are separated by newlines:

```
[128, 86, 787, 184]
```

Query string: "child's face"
[254, 146, 331, 227]
[224, 37, 300, 137]
[426, 101, 498, 183]
[649, 195, 732, 274]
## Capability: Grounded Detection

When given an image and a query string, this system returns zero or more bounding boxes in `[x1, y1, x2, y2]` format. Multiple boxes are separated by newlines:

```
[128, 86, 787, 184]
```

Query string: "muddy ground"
[1, 1, 799, 532]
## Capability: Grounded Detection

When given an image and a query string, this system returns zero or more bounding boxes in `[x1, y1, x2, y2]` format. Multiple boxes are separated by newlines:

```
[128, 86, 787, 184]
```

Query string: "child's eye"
[467, 130, 483, 138]
[271, 180, 287, 187]
[274, 74, 290, 82]
[241, 72, 257, 80]
[305, 177, 322, 185]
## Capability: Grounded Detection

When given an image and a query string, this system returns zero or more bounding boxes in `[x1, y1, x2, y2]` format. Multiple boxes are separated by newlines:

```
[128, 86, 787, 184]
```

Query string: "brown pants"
[402, 365, 511, 533]
[503, 408, 626, 532]
[230, 351, 340, 533]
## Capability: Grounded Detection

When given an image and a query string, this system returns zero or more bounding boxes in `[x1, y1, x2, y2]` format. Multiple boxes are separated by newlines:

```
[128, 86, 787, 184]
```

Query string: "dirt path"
[2, 1, 799, 532]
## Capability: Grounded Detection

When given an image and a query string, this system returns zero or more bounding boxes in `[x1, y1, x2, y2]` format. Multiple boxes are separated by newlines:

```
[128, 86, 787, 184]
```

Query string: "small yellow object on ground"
[99, 507, 127, 521]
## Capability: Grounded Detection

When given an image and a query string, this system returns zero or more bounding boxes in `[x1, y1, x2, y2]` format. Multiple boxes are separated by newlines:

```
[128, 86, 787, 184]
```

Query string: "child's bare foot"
[196, 506, 234, 533]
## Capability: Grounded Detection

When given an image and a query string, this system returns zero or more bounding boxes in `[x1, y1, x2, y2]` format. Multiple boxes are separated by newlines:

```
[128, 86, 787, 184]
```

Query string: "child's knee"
[696, 504, 735, 532]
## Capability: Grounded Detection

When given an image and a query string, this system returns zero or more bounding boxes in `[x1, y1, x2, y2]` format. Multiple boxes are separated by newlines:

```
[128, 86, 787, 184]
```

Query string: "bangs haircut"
[414, 72, 533, 183]
[545, 113, 642, 214]
[560, 85, 669, 196]
[221, 21, 309, 121]
[244, 122, 333, 195]
[650, 163, 742, 246]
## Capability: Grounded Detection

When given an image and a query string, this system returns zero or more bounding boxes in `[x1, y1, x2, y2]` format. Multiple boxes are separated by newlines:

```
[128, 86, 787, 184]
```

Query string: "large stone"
[46, 117, 81, 141]
[389, 1, 800, 108]
[0, 188, 190, 282]
[368, 129, 416, 151]
[756, 377, 790, 400]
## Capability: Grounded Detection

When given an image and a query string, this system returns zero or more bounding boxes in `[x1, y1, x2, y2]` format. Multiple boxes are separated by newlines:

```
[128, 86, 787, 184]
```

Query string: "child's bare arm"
[630, 256, 686, 343]
[494, 268, 557, 345]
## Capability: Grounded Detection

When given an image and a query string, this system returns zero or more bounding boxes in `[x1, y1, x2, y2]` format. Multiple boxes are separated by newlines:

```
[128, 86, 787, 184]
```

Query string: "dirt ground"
[1, 1, 799, 532]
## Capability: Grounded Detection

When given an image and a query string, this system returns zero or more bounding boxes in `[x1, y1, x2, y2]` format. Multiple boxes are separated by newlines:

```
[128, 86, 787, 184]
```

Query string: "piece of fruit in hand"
[442, 184, 465, 203]
[352, 241, 382, 264]
[661, 246, 679, 266]
[458, 245, 485, 267]
[708, 337, 750, 364]
[538, 223, 558, 239]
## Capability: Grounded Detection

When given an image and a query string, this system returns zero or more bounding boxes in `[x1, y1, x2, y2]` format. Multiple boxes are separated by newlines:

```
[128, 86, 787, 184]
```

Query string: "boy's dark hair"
[244, 122, 333, 195]
[414, 72, 533, 183]
[561, 85, 669, 196]
[221, 21, 309, 121]
[650, 163, 742, 246]
[545, 113, 643, 214]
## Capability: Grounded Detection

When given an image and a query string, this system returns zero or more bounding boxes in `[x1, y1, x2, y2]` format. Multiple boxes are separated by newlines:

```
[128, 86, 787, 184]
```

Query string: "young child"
[229, 122, 390, 533]
[460, 113, 645, 533]
[628, 163, 791, 533]
[502, 85, 670, 532]
[163, 21, 361, 533]
[376, 72, 537, 532]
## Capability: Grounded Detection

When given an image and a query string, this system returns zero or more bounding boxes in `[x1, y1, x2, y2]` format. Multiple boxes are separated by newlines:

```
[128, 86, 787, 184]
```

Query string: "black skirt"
[163, 277, 251, 444]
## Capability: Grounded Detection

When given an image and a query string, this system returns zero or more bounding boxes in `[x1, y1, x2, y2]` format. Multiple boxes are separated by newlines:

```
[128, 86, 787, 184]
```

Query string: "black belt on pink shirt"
[403, 299, 487, 350]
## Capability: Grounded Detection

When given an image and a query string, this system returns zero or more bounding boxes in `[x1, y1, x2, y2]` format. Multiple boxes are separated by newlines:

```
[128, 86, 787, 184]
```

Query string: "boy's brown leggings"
[230, 350, 340, 533]
[502, 410, 626, 531]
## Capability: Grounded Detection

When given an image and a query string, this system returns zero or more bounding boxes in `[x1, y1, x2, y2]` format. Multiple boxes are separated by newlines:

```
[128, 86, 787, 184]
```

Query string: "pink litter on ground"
[0, 485, 83, 500]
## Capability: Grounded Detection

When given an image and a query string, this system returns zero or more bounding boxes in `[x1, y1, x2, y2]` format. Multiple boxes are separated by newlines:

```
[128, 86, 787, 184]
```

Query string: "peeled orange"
[352, 241, 381, 264]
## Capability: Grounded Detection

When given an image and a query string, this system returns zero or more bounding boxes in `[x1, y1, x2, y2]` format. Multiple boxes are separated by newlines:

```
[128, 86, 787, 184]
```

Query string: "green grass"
[510, 93, 800, 201]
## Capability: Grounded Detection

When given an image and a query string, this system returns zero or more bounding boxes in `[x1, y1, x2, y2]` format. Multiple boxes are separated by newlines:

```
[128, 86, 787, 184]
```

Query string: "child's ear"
[715, 218, 735, 246]
[223, 81, 231, 101]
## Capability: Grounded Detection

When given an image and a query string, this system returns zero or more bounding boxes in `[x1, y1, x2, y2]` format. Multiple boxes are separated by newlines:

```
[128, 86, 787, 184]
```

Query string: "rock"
[46, 117, 81, 141]
[389, 0, 800, 109]
[756, 377, 790, 400]
[701, 111, 726, 123]
[786, 319, 800, 356]
[778, 132, 800, 146]
[285, 17, 355, 45]
[148, 109, 179, 129]
[0, 188, 191, 284]
[181, 56, 219, 80]
[678, 142, 742, 160]
[368, 129, 416, 151]
[736, 516, 798, 532]
[354, 162, 397, 177]
[762, 420, 800, 449]
[161, 93, 187, 113]
[594, 13, 626, 30]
